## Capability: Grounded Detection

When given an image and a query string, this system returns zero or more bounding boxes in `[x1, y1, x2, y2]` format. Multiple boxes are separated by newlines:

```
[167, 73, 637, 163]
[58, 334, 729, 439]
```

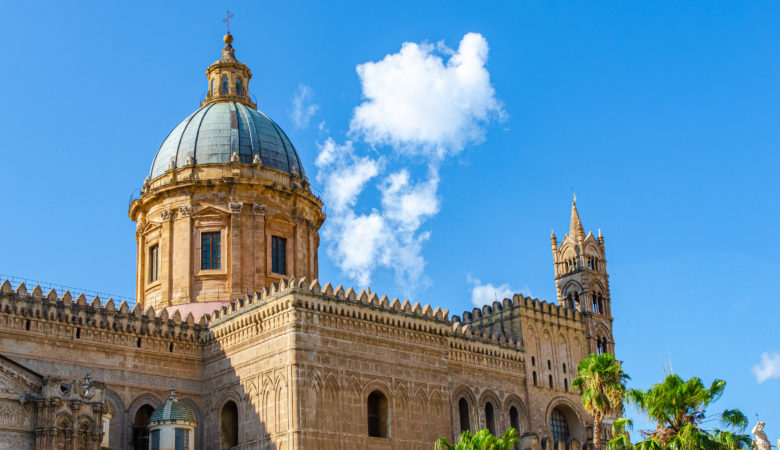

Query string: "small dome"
[149, 393, 196, 424]
[149, 102, 305, 181]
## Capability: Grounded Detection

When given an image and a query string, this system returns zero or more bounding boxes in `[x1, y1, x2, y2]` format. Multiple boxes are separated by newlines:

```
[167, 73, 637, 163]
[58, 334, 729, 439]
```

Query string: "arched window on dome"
[236, 78, 243, 96]
[221, 76, 229, 94]
[211, 79, 216, 96]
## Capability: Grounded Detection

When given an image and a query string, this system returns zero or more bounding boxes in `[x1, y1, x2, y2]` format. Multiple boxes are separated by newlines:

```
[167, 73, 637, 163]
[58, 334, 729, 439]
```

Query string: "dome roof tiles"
[149, 397, 196, 424]
[149, 101, 304, 181]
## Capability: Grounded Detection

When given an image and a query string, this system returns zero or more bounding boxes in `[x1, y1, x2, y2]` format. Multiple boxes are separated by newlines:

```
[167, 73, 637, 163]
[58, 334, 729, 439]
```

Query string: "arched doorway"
[132, 404, 154, 450]
[367, 390, 389, 438]
[221, 400, 239, 448]
[550, 407, 570, 441]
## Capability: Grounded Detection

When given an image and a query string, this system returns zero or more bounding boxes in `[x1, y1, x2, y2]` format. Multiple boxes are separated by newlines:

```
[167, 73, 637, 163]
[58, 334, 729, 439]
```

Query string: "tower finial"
[223, 10, 234, 34]
[573, 193, 577, 204]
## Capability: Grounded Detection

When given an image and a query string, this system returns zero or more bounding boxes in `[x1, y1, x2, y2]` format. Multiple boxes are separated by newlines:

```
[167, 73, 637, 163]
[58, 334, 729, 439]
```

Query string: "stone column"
[253, 204, 267, 291]
[160, 209, 174, 308]
[229, 202, 243, 297]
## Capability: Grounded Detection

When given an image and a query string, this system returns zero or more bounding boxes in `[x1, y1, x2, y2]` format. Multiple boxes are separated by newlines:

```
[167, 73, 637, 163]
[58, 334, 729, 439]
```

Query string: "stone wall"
[0, 277, 598, 449]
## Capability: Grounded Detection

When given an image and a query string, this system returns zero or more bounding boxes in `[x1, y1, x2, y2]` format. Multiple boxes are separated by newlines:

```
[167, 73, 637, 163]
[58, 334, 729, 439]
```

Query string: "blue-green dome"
[149, 398, 196, 424]
[149, 101, 305, 181]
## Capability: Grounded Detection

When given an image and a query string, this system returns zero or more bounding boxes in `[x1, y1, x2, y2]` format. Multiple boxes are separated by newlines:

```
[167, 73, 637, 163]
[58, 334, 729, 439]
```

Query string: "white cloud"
[315, 138, 381, 212]
[289, 84, 319, 128]
[380, 168, 440, 232]
[326, 211, 391, 286]
[752, 352, 780, 383]
[350, 32, 505, 159]
[316, 33, 503, 296]
[467, 275, 531, 308]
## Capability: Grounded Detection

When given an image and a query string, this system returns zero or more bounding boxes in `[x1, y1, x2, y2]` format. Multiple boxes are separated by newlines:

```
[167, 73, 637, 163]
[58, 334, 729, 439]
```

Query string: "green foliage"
[607, 418, 634, 450]
[573, 353, 630, 449]
[434, 428, 519, 450]
[622, 374, 751, 449]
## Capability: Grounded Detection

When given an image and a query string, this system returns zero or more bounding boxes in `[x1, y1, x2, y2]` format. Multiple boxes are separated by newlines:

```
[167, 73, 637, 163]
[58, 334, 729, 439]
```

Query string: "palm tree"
[434, 428, 519, 450]
[626, 374, 751, 449]
[572, 353, 630, 449]
[606, 418, 634, 450]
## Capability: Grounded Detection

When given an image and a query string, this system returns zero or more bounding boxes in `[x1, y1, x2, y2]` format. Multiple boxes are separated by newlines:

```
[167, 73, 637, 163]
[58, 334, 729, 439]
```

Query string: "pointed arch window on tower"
[598, 293, 605, 315]
[236, 78, 243, 96]
[221, 75, 229, 94]
[592, 296, 599, 314]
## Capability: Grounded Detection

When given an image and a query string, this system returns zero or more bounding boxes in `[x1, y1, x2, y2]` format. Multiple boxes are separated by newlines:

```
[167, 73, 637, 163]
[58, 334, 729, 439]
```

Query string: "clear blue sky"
[2, 0, 779, 441]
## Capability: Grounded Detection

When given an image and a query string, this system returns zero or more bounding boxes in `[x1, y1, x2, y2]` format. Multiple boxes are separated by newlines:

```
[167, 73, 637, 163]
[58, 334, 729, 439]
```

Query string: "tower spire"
[570, 194, 585, 242]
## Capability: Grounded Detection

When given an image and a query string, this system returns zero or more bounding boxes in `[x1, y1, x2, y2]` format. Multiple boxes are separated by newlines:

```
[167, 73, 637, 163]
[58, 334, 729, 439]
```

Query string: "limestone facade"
[129, 162, 324, 309]
[0, 246, 614, 449]
[0, 31, 618, 450]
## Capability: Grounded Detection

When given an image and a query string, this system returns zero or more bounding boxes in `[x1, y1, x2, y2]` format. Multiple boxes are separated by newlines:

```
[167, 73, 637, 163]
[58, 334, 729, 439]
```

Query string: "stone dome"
[148, 101, 305, 181]
[149, 394, 196, 424]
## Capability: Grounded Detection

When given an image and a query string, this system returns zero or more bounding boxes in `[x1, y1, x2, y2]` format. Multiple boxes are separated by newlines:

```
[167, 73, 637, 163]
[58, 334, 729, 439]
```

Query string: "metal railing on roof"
[0, 273, 137, 307]
[128, 188, 141, 208]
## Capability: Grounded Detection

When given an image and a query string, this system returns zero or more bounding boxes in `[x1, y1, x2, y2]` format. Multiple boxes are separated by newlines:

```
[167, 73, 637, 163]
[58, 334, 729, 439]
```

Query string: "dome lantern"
[202, 32, 255, 108]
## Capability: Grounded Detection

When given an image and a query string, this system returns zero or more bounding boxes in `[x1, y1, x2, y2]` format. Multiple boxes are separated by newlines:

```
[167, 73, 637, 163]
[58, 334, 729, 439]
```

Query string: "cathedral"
[0, 31, 616, 450]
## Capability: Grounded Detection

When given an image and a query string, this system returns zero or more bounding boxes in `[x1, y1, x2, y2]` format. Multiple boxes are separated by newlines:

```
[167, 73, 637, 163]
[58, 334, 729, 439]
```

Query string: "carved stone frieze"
[179, 206, 195, 217]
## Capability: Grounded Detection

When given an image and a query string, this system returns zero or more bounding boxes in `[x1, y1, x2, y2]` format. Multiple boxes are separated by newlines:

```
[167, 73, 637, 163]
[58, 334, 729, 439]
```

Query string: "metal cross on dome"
[223, 10, 234, 33]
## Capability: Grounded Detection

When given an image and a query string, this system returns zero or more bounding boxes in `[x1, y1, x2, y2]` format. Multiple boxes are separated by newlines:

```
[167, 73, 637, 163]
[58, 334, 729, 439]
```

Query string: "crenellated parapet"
[0, 280, 206, 351]
[457, 294, 585, 326]
[198, 276, 524, 362]
[456, 293, 586, 346]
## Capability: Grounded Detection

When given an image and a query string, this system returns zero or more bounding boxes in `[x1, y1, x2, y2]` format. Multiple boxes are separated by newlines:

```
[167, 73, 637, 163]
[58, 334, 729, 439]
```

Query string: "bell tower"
[551, 196, 614, 354]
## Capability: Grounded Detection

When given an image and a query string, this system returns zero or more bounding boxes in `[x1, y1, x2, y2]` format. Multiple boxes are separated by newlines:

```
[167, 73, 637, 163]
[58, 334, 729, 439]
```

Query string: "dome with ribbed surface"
[149, 397, 195, 424]
[149, 101, 305, 181]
